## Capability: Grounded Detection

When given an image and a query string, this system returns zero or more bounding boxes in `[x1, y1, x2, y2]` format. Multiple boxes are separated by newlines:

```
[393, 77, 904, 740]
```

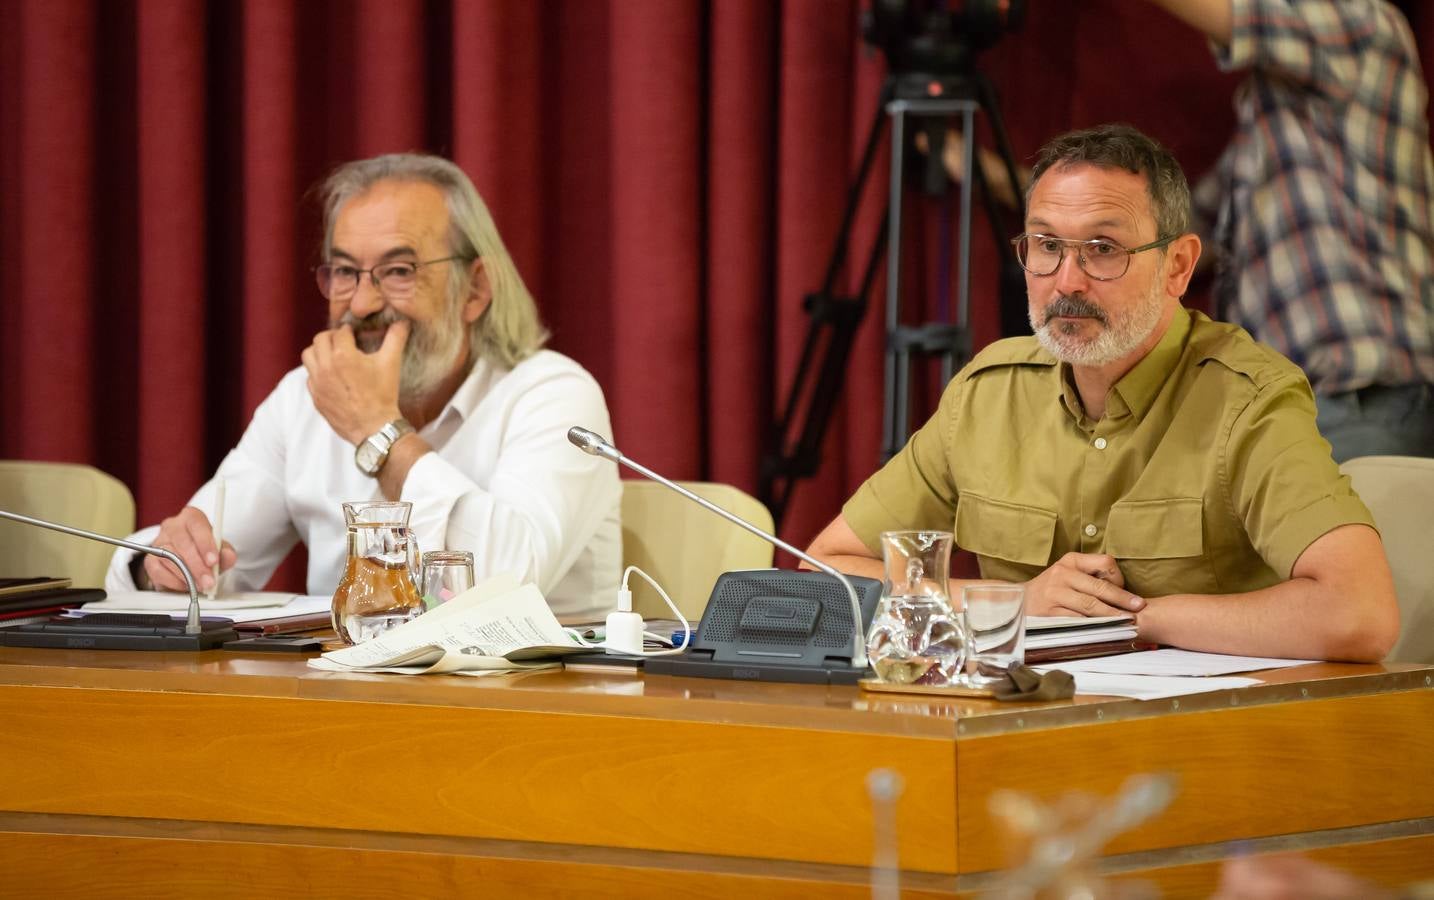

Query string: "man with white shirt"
[106, 153, 621, 621]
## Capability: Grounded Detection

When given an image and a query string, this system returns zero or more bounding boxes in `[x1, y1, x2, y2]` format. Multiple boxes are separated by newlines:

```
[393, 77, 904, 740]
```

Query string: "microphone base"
[644, 570, 881, 685]
[645, 654, 867, 685]
[0, 614, 239, 651]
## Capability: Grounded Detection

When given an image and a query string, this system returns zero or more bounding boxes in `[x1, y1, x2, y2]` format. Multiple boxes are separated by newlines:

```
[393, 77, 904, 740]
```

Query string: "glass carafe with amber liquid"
[331, 501, 425, 644]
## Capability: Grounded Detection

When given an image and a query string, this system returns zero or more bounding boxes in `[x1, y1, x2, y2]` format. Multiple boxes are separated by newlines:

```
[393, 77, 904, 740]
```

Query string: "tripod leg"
[882, 103, 909, 462]
[973, 74, 1030, 338]
[760, 81, 895, 525]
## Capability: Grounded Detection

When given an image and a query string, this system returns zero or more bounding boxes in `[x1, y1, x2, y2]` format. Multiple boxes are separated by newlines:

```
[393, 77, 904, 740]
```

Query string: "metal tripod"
[760, 72, 1025, 528]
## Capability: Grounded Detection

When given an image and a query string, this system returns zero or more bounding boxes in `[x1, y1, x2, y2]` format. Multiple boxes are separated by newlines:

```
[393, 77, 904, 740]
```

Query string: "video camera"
[863, 0, 1026, 88]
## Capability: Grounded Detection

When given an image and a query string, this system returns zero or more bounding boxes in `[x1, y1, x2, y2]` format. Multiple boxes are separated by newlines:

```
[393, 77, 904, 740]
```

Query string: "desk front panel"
[3, 650, 1432, 894]
[955, 677, 1434, 873]
[0, 680, 959, 874]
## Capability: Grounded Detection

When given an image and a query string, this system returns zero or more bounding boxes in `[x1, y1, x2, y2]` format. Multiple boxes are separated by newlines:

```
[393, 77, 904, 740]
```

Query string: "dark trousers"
[1316, 383, 1434, 463]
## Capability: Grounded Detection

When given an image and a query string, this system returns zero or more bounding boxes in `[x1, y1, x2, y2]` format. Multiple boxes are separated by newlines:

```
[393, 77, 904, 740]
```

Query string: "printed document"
[1063, 673, 1261, 700]
[1037, 649, 1318, 677]
[308, 574, 585, 676]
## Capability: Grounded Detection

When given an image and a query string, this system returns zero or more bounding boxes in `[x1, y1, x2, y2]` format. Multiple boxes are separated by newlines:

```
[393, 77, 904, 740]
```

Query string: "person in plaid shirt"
[1152, 0, 1434, 461]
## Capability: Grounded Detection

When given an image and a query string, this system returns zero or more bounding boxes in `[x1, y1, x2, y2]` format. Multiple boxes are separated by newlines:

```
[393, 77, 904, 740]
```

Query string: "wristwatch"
[354, 418, 415, 476]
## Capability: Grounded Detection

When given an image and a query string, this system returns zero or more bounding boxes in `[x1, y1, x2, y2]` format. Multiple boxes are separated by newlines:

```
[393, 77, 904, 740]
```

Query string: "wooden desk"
[0, 648, 1430, 898]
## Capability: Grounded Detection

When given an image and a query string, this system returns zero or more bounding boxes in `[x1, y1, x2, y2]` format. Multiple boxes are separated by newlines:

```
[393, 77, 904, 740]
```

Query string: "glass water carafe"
[331, 500, 425, 644]
[866, 530, 966, 685]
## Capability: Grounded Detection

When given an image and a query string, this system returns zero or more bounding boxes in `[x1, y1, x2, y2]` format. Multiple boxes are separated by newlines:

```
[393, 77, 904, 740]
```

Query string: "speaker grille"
[703, 575, 857, 649]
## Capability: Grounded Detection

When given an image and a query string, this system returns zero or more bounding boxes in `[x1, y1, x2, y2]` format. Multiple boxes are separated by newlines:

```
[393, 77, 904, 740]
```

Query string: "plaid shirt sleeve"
[1204, 0, 1434, 396]
[1217, 0, 1396, 101]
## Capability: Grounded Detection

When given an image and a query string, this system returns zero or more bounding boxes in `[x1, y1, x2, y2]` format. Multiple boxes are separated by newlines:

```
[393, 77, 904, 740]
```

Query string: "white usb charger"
[603, 584, 646, 655]
[568, 565, 691, 657]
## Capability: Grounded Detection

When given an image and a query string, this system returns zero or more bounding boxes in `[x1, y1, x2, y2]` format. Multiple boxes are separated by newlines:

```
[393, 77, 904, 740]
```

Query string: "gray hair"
[1026, 123, 1191, 241]
[318, 153, 548, 369]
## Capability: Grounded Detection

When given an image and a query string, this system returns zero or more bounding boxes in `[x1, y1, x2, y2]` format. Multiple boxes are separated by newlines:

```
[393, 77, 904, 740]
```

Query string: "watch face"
[355, 438, 384, 475]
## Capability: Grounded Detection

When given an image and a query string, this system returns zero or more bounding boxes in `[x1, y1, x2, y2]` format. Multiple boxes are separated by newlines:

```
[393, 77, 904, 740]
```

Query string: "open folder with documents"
[308, 573, 587, 676]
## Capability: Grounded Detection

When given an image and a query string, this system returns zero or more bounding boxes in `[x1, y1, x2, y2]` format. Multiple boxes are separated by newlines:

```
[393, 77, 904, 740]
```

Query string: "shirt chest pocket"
[1105, 498, 1219, 597]
[954, 493, 1057, 572]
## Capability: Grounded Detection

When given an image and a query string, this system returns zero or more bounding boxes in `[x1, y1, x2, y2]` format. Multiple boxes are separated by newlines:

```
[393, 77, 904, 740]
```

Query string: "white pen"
[209, 478, 226, 603]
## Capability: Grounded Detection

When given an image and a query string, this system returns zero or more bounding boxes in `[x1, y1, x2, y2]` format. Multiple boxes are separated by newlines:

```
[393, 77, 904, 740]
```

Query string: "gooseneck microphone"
[0, 507, 204, 634]
[567, 426, 868, 670]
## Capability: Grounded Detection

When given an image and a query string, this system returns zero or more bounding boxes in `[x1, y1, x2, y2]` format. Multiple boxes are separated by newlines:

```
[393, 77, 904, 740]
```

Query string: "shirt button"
[1084, 524, 1098, 537]
[1093, 437, 1108, 450]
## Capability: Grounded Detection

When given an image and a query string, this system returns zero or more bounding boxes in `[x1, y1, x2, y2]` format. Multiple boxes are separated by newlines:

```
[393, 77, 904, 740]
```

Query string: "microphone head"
[567, 426, 620, 461]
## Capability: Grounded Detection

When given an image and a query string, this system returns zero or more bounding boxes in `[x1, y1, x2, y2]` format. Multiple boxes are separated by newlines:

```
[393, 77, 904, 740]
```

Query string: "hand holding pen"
[142, 485, 237, 594]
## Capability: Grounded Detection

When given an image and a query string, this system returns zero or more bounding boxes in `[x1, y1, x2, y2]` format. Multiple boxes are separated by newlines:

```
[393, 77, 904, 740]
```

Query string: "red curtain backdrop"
[4, 0, 1433, 578]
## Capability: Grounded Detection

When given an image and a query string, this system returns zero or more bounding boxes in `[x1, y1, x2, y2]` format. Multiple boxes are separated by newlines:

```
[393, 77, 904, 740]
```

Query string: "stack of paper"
[1025, 615, 1137, 649]
[66, 591, 329, 625]
[1032, 649, 1318, 700]
[1037, 649, 1317, 677]
[1058, 673, 1261, 701]
[0, 577, 70, 597]
[0, 577, 100, 628]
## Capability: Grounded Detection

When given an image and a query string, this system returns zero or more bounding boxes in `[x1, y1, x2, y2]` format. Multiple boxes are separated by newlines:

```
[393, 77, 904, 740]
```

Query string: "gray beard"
[398, 314, 468, 406]
[338, 308, 469, 405]
[1029, 280, 1165, 367]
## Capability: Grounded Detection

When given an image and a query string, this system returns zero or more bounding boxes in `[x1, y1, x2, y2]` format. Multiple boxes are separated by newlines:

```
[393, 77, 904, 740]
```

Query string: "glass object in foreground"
[331, 500, 425, 644]
[420, 550, 475, 610]
[867, 530, 965, 685]
[961, 583, 1026, 684]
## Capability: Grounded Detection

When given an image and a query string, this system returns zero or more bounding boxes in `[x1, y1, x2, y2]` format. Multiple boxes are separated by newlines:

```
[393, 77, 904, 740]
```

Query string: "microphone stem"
[0, 508, 203, 635]
[611, 454, 869, 669]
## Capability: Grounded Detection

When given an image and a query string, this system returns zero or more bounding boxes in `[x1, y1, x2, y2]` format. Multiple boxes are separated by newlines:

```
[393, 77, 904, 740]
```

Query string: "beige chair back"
[1340, 455, 1434, 664]
[0, 461, 136, 588]
[620, 481, 775, 620]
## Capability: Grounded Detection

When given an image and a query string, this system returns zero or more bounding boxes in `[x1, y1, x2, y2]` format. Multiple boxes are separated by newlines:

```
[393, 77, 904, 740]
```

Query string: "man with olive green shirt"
[806, 124, 1400, 663]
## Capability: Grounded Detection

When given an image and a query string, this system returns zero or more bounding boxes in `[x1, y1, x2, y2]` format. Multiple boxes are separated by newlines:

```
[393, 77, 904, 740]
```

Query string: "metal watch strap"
[375, 418, 415, 448]
[356, 418, 415, 476]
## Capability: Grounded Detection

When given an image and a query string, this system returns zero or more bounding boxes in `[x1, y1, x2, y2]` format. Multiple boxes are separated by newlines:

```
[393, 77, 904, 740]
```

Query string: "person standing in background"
[1150, 0, 1434, 461]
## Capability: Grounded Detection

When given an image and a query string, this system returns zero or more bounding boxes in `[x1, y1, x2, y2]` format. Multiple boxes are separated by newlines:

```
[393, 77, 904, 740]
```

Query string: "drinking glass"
[866, 530, 966, 685]
[961, 583, 1026, 684]
[331, 501, 425, 644]
[421, 550, 475, 610]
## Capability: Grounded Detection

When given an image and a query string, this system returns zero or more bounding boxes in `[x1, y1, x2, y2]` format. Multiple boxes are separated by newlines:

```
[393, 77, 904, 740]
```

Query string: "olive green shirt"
[844, 309, 1374, 597]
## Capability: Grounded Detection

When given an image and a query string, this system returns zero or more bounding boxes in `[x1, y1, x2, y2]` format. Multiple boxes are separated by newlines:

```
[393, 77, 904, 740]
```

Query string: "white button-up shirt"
[106, 349, 622, 621]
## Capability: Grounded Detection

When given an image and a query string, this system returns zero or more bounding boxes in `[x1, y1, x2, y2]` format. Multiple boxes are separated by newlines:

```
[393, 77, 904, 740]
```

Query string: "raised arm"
[1145, 0, 1233, 45]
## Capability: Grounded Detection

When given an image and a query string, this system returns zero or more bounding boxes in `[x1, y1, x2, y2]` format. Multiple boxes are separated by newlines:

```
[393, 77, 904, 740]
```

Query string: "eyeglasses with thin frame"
[314, 255, 468, 302]
[1010, 233, 1175, 281]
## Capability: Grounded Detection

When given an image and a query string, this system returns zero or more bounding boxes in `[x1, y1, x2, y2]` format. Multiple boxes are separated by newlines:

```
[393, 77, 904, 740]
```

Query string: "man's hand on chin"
[301, 319, 410, 444]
